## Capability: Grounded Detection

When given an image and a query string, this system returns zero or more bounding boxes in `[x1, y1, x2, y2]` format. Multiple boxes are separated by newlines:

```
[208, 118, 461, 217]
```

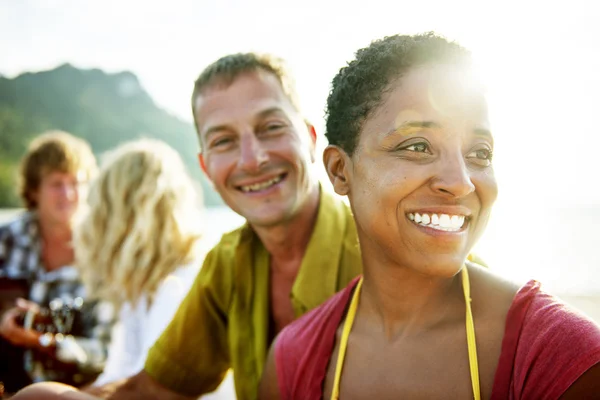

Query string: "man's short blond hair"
[191, 53, 302, 140]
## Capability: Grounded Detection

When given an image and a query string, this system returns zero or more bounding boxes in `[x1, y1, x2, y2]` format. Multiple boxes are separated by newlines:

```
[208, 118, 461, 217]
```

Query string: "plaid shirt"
[0, 211, 113, 385]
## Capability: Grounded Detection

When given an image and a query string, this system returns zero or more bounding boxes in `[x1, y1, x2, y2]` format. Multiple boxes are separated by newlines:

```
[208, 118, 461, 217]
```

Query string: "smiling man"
[138, 54, 363, 400]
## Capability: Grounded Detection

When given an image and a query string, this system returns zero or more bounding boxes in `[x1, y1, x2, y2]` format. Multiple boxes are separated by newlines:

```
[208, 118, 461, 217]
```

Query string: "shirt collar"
[234, 187, 353, 313]
[291, 188, 351, 313]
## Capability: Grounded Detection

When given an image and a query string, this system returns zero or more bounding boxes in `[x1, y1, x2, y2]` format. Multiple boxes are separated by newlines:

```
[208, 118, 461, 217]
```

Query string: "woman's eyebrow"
[384, 121, 441, 137]
[474, 128, 494, 145]
[384, 123, 493, 141]
[474, 128, 493, 139]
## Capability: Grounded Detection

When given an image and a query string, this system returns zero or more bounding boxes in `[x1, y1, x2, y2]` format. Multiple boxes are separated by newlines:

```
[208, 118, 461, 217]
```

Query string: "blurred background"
[1, 0, 598, 318]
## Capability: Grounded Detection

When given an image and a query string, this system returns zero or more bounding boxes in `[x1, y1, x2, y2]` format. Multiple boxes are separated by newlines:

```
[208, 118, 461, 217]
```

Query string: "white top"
[93, 260, 201, 387]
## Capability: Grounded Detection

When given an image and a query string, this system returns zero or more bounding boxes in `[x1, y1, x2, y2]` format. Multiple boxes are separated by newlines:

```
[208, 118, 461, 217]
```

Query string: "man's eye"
[404, 143, 430, 153]
[264, 123, 285, 132]
[212, 137, 232, 147]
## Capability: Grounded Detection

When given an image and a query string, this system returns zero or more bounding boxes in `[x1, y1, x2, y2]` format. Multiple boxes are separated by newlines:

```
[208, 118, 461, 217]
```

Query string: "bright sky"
[2, 0, 599, 291]
[2, 0, 599, 207]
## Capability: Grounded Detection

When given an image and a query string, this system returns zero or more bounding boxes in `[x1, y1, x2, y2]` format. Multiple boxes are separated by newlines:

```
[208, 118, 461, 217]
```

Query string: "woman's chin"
[412, 255, 469, 278]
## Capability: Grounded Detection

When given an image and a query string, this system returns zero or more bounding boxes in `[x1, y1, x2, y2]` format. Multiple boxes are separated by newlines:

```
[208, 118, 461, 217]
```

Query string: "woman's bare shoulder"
[466, 261, 524, 319]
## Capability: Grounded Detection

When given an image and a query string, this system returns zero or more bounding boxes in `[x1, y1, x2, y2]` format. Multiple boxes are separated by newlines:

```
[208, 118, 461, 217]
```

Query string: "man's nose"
[238, 133, 269, 172]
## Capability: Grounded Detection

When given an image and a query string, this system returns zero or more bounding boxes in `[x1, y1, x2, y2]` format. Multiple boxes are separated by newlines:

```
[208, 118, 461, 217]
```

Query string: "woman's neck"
[359, 262, 465, 341]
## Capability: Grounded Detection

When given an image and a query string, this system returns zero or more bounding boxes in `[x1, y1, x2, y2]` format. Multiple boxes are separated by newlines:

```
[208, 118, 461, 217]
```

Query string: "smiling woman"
[321, 52, 497, 280]
[258, 32, 600, 400]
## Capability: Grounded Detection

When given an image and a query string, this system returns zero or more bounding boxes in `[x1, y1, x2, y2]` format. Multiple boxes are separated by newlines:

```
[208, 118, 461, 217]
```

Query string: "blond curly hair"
[74, 139, 203, 308]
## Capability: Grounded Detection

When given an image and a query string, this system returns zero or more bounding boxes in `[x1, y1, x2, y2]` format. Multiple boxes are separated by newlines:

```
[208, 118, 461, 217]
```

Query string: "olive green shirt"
[144, 190, 362, 399]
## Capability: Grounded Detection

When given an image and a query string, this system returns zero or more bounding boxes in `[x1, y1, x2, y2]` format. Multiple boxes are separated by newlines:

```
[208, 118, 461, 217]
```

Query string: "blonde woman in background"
[74, 139, 205, 389]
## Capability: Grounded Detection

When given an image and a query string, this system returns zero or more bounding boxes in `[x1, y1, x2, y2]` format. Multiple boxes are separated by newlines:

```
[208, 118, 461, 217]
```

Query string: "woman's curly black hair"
[325, 32, 471, 155]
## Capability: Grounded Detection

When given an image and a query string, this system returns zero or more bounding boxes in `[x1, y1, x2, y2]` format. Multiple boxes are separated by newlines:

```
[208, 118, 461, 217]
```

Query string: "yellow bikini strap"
[331, 277, 363, 400]
[330, 267, 481, 400]
[462, 266, 481, 400]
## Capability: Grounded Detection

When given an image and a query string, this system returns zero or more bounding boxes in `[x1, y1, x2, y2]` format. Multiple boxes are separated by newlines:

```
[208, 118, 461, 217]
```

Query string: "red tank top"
[275, 278, 600, 399]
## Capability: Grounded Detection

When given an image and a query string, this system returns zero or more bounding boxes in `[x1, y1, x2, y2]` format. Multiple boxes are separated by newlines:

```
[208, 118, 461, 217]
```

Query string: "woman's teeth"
[407, 213, 466, 232]
[240, 175, 283, 193]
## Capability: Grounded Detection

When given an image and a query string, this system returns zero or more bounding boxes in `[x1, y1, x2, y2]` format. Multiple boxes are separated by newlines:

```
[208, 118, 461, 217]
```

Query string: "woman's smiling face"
[336, 63, 497, 276]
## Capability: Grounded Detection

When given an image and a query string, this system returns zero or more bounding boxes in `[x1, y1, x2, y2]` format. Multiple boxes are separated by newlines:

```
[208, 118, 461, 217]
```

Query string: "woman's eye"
[467, 148, 493, 160]
[404, 143, 430, 153]
[466, 147, 494, 166]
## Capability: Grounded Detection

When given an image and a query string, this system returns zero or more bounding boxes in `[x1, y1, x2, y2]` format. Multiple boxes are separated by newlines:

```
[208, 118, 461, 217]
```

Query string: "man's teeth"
[407, 213, 466, 232]
[240, 175, 283, 193]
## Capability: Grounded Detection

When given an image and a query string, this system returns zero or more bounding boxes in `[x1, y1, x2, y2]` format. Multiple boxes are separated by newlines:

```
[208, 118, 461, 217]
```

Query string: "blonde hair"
[19, 131, 97, 209]
[74, 139, 202, 308]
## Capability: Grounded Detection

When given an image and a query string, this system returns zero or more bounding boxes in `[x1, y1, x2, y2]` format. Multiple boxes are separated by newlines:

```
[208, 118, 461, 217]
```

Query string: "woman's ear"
[323, 145, 351, 196]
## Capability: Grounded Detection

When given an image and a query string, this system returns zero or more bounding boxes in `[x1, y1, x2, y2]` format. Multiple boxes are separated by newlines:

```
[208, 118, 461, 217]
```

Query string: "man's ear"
[198, 153, 210, 180]
[323, 145, 351, 196]
[306, 123, 317, 163]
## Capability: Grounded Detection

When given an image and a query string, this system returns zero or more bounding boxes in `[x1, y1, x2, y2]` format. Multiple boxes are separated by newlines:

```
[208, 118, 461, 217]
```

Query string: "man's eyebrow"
[203, 107, 288, 140]
[203, 124, 230, 141]
[256, 107, 286, 119]
[384, 120, 441, 137]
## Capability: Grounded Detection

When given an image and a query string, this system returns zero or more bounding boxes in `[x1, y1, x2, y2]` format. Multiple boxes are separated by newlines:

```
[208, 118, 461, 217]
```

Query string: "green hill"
[0, 63, 223, 207]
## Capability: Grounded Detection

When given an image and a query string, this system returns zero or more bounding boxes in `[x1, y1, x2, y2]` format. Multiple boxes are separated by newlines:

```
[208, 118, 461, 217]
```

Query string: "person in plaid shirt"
[0, 131, 113, 394]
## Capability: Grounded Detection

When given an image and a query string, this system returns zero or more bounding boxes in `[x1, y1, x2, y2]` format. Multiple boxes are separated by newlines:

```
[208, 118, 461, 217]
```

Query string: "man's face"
[195, 71, 317, 227]
[329, 63, 497, 276]
[34, 170, 86, 226]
